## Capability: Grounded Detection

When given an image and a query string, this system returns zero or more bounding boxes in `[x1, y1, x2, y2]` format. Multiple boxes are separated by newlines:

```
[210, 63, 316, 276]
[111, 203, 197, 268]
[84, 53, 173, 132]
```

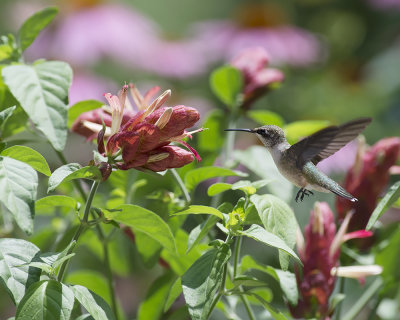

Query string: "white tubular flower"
[331, 265, 383, 279]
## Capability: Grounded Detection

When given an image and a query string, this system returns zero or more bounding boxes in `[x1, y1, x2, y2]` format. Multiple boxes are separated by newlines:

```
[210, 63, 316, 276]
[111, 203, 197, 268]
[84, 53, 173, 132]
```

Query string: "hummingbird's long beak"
[224, 128, 254, 133]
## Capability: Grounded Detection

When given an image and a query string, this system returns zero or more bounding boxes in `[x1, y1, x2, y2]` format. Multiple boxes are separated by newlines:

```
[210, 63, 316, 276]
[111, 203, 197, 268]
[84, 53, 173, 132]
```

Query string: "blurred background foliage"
[0, 0, 399, 319]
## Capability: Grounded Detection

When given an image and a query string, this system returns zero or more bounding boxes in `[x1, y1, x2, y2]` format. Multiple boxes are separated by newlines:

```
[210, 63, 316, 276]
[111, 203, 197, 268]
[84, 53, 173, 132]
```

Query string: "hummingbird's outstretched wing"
[288, 117, 372, 168]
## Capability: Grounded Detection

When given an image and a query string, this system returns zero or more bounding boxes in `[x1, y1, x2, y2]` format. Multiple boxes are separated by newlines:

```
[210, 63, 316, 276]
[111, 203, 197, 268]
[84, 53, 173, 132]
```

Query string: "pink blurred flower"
[230, 47, 284, 106]
[72, 84, 202, 172]
[336, 137, 400, 232]
[291, 202, 374, 319]
[317, 140, 358, 175]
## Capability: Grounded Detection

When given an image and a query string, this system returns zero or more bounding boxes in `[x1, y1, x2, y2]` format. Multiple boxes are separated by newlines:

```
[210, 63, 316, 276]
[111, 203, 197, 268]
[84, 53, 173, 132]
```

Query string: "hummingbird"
[225, 118, 372, 202]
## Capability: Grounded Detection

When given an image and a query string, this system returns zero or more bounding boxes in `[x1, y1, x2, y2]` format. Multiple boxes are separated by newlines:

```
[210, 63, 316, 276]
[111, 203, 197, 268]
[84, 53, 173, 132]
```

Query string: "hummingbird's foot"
[295, 188, 314, 202]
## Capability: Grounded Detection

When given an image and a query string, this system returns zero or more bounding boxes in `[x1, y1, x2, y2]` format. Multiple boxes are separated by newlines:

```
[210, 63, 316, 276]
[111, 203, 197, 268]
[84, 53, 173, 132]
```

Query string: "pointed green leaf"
[71, 285, 116, 320]
[0, 156, 37, 234]
[250, 194, 298, 270]
[1, 145, 51, 176]
[210, 65, 243, 108]
[185, 166, 247, 191]
[239, 225, 301, 265]
[18, 7, 58, 52]
[0, 105, 16, 129]
[247, 110, 284, 127]
[164, 277, 182, 312]
[138, 272, 175, 320]
[2, 61, 72, 151]
[172, 205, 224, 220]
[182, 245, 231, 320]
[366, 181, 400, 230]
[104, 204, 177, 254]
[0, 239, 41, 305]
[48, 164, 101, 192]
[16, 280, 74, 320]
[35, 195, 79, 214]
[68, 100, 104, 128]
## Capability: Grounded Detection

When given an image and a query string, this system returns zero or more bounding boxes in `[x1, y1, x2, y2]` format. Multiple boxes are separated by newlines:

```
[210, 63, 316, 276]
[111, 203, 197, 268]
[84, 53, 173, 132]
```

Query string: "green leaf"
[18, 7, 58, 52]
[1, 145, 51, 176]
[284, 120, 330, 144]
[187, 216, 219, 253]
[0, 239, 41, 304]
[239, 225, 301, 265]
[35, 195, 79, 214]
[15, 280, 74, 320]
[71, 285, 116, 320]
[250, 194, 298, 270]
[172, 205, 224, 220]
[164, 277, 182, 312]
[135, 231, 162, 268]
[0, 44, 13, 61]
[207, 183, 232, 196]
[138, 272, 175, 320]
[234, 146, 293, 202]
[2, 61, 72, 151]
[68, 100, 104, 128]
[247, 110, 285, 127]
[48, 164, 101, 192]
[184, 166, 247, 192]
[104, 204, 177, 254]
[198, 110, 225, 152]
[233, 275, 266, 288]
[0, 156, 37, 234]
[366, 181, 400, 230]
[210, 65, 243, 108]
[0, 105, 16, 130]
[246, 292, 288, 320]
[264, 266, 298, 305]
[376, 226, 400, 284]
[182, 244, 231, 320]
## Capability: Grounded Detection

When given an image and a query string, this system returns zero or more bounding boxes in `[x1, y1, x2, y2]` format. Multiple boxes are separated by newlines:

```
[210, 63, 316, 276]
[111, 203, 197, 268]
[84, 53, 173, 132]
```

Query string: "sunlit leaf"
[105, 205, 177, 254]
[172, 205, 224, 220]
[18, 7, 58, 52]
[164, 277, 182, 312]
[207, 183, 232, 196]
[16, 280, 74, 319]
[210, 66, 243, 108]
[71, 285, 116, 320]
[239, 225, 301, 265]
[366, 181, 400, 230]
[247, 110, 284, 127]
[0, 239, 41, 305]
[68, 100, 104, 128]
[185, 166, 247, 191]
[48, 164, 101, 192]
[2, 61, 72, 151]
[187, 216, 219, 253]
[250, 194, 298, 270]
[0, 105, 16, 130]
[284, 120, 330, 144]
[182, 244, 231, 320]
[0, 156, 37, 234]
[35, 195, 79, 214]
[1, 145, 51, 176]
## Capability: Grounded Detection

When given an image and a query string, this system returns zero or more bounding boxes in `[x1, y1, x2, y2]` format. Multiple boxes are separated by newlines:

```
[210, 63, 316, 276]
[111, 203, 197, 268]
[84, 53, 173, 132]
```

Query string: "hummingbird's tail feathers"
[329, 185, 358, 202]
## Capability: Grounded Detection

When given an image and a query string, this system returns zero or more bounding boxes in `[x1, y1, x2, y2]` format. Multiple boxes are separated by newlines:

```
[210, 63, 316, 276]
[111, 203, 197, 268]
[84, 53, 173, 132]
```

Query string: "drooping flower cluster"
[230, 47, 284, 108]
[290, 202, 378, 319]
[336, 137, 400, 232]
[72, 84, 202, 172]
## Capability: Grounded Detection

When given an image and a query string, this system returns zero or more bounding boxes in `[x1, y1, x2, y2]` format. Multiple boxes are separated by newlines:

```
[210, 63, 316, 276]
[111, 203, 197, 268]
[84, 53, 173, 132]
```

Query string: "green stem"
[57, 180, 100, 282]
[335, 277, 345, 320]
[342, 277, 383, 320]
[240, 293, 256, 320]
[54, 149, 87, 202]
[170, 168, 191, 204]
[233, 236, 242, 278]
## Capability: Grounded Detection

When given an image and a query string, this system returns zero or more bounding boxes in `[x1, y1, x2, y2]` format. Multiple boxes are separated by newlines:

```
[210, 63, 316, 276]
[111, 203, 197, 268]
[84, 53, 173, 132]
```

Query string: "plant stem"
[240, 293, 256, 320]
[233, 236, 242, 278]
[342, 277, 383, 320]
[335, 277, 345, 320]
[170, 168, 191, 204]
[54, 149, 87, 202]
[57, 180, 100, 282]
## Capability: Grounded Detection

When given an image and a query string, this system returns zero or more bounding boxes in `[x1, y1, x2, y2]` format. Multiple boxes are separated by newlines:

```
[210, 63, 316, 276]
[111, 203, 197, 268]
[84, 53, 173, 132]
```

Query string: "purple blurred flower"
[367, 0, 400, 10]
[317, 140, 358, 175]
